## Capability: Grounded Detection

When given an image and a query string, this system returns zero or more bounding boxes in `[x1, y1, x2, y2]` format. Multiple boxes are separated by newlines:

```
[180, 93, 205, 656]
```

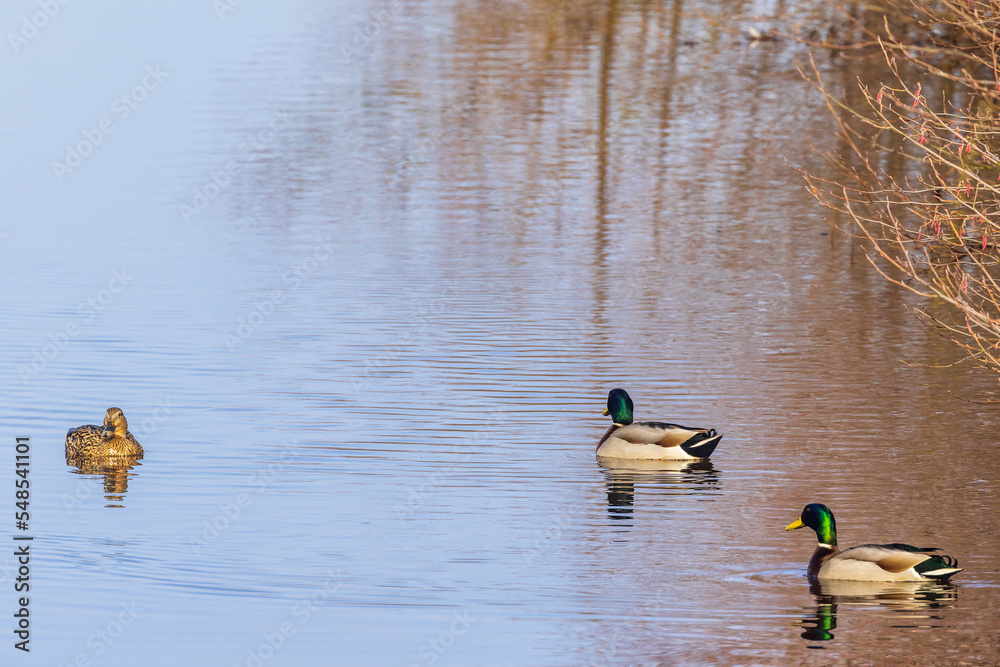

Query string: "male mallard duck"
[597, 388, 722, 460]
[785, 503, 962, 582]
[65, 408, 143, 460]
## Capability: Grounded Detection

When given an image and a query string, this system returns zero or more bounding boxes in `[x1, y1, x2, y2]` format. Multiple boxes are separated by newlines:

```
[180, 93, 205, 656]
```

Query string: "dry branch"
[803, 0, 1000, 393]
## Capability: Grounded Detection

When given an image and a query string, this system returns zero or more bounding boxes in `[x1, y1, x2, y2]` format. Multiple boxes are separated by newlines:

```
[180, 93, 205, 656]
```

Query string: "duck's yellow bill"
[785, 518, 804, 531]
[602, 408, 609, 416]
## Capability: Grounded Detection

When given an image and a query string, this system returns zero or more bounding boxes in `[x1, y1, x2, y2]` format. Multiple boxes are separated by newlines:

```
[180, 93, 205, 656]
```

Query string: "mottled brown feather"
[65, 408, 143, 460]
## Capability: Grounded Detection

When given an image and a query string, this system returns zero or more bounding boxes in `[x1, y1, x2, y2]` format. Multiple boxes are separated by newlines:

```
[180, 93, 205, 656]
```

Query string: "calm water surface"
[1, 1, 998, 665]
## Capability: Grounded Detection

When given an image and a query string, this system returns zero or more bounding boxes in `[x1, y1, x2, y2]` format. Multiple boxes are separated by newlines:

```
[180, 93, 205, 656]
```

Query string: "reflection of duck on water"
[65, 408, 144, 504]
[799, 601, 837, 641]
[796, 580, 959, 643]
[67, 457, 138, 499]
[599, 458, 721, 521]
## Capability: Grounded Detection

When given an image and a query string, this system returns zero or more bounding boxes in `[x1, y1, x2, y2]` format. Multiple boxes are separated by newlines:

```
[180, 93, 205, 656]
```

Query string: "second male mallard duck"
[786, 503, 962, 582]
[65, 407, 144, 460]
[597, 388, 722, 460]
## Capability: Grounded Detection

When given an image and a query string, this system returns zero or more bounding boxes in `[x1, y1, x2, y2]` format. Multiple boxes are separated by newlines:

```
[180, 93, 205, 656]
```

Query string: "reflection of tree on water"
[599, 459, 721, 524]
[796, 580, 958, 645]
[65, 455, 142, 508]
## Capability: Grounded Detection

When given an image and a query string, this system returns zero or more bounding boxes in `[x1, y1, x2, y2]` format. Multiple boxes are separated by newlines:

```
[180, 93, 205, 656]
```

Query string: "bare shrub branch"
[802, 0, 1000, 393]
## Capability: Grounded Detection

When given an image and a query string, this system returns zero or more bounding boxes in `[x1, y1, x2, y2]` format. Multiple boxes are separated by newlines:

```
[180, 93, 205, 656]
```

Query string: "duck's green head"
[603, 388, 634, 426]
[786, 503, 837, 547]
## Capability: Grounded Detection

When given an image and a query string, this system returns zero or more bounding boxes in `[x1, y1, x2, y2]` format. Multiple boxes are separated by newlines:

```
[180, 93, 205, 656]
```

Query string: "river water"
[1, 1, 998, 665]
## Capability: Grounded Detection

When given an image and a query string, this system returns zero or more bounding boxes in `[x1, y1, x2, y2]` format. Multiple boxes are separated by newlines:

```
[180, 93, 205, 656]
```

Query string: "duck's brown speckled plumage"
[65, 408, 143, 460]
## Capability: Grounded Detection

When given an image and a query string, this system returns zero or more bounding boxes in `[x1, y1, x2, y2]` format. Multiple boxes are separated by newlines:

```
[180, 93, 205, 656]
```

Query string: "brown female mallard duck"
[597, 388, 722, 460]
[65, 408, 143, 460]
[786, 503, 962, 582]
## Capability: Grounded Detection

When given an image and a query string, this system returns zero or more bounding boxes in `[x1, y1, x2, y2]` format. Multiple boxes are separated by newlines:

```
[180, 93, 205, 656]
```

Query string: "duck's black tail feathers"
[679, 430, 722, 459]
[915, 553, 962, 581]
